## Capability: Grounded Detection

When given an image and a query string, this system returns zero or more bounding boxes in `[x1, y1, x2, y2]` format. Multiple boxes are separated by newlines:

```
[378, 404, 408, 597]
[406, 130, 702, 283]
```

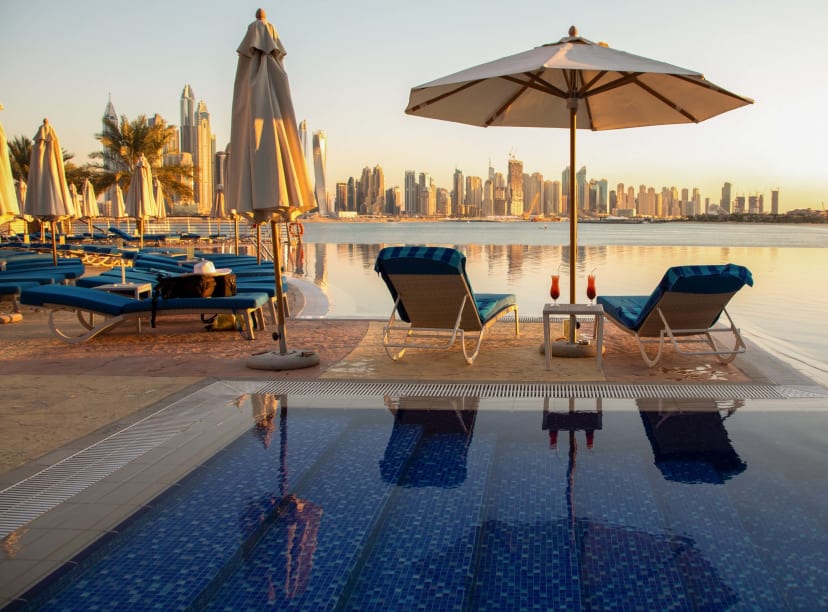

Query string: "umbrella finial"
[42, 118, 49, 125]
[256, 8, 266, 20]
[568, 25, 578, 37]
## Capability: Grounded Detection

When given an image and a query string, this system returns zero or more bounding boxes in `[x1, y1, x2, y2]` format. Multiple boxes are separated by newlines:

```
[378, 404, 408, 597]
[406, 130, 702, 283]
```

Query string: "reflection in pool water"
[24, 393, 826, 610]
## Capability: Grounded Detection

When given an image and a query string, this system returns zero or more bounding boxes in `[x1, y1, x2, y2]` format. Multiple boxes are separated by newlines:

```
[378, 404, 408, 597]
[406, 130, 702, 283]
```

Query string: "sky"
[1, 0, 826, 212]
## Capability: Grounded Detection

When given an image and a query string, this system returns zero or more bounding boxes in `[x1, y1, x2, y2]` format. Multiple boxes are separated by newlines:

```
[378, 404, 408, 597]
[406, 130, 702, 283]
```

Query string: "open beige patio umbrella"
[0, 108, 21, 226]
[227, 9, 319, 370]
[124, 154, 158, 249]
[23, 119, 75, 264]
[406, 26, 752, 345]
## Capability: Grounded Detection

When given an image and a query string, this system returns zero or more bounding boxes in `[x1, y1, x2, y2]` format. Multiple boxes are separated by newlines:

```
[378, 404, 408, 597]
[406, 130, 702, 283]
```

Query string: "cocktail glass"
[586, 271, 597, 305]
[550, 274, 560, 306]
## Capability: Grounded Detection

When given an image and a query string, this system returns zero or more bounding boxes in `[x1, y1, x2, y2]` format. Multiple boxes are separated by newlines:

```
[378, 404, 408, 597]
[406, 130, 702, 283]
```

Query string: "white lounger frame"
[381, 274, 519, 365]
[39, 302, 266, 344]
[610, 291, 747, 367]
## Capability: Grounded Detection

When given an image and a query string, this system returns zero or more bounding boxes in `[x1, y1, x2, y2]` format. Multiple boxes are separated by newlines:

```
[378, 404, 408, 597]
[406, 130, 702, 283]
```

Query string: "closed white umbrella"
[153, 177, 167, 220]
[406, 27, 753, 315]
[81, 178, 99, 236]
[0, 109, 20, 225]
[228, 9, 318, 370]
[23, 119, 75, 264]
[124, 154, 158, 249]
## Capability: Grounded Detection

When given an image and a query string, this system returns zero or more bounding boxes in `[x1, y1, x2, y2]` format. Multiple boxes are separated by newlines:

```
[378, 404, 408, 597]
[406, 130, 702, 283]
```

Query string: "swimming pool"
[7, 383, 827, 610]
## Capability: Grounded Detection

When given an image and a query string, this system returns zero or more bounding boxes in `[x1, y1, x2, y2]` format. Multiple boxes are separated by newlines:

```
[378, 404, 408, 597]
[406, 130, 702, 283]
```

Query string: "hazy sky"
[2, 0, 826, 212]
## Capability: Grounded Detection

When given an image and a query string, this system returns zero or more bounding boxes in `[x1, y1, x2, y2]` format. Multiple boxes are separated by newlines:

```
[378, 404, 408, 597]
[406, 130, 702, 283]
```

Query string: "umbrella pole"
[234, 216, 240, 255]
[50, 220, 58, 265]
[256, 224, 262, 264]
[568, 98, 578, 343]
[138, 218, 144, 250]
[271, 219, 288, 354]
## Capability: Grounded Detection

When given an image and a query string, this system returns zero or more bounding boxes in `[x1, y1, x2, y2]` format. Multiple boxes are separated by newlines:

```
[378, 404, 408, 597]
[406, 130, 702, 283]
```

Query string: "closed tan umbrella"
[0, 109, 20, 225]
[124, 154, 158, 249]
[81, 178, 100, 235]
[227, 9, 318, 370]
[23, 119, 75, 264]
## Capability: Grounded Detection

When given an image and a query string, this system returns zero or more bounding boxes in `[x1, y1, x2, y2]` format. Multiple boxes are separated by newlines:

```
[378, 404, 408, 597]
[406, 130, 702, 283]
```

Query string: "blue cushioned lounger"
[597, 264, 754, 366]
[374, 245, 519, 365]
[20, 284, 268, 344]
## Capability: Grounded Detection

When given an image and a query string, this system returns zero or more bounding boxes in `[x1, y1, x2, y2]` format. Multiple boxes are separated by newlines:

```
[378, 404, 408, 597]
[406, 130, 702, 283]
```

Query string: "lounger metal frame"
[609, 291, 747, 367]
[381, 273, 519, 365]
[37, 301, 266, 344]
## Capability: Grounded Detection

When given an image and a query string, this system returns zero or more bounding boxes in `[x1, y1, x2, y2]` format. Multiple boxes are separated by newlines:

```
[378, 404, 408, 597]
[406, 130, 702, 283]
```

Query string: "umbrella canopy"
[227, 9, 315, 224]
[153, 177, 167, 220]
[108, 183, 126, 220]
[0, 112, 20, 224]
[81, 178, 100, 219]
[405, 27, 753, 307]
[68, 183, 81, 218]
[228, 9, 318, 369]
[124, 154, 158, 248]
[23, 119, 75, 263]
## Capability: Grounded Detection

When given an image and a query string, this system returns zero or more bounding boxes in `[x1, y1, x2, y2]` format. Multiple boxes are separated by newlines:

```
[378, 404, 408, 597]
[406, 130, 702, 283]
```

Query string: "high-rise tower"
[180, 84, 197, 155]
[312, 130, 328, 215]
[507, 157, 524, 216]
[102, 95, 119, 172]
[193, 100, 214, 213]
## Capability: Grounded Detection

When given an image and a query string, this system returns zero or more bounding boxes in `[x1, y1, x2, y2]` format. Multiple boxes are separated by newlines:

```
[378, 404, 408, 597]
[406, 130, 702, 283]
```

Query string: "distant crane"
[522, 192, 541, 220]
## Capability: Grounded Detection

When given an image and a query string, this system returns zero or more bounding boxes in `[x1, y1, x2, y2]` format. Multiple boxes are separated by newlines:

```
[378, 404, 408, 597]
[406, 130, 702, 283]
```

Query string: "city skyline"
[1, 1, 826, 213]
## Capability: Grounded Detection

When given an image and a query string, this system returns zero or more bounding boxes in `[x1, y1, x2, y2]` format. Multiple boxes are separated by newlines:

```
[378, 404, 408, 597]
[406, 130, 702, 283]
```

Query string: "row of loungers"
[1, 247, 282, 341]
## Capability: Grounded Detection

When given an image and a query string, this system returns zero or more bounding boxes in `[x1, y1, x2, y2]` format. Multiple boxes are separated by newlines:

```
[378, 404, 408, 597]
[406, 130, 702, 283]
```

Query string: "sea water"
[291, 221, 828, 386]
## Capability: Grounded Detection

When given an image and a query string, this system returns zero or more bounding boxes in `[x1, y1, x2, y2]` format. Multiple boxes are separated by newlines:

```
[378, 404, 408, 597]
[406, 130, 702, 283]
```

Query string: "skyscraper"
[312, 130, 328, 215]
[720, 182, 732, 213]
[102, 95, 119, 172]
[194, 100, 214, 213]
[452, 169, 464, 216]
[404, 170, 417, 216]
[576, 166, 587, 213]
[507, 157, 524, 216]
[771, 188, 780, 215]
[299, 120, 308, 157]
[180, 84, 196, 155]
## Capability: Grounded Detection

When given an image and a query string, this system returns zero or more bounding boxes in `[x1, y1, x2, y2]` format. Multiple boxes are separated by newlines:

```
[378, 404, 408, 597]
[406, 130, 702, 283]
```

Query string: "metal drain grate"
[0, 398, 211, 539]
[258, 380, 826, 400]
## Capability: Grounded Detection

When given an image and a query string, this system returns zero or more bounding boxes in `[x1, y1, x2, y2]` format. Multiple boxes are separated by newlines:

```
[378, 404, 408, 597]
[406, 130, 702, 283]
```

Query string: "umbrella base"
[546, 340, 600, 359]
[246, 349, 320, 371]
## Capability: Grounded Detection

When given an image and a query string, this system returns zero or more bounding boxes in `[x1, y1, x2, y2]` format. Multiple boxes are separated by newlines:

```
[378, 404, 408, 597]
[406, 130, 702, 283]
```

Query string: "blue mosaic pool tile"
[658, 471, 785, 609]
[344, 432, 496, 610]
[723, 467, 828, 609]
[36, 412, 352, 611]
[472, 442, 581, 610]
[205, 421, 422, 610]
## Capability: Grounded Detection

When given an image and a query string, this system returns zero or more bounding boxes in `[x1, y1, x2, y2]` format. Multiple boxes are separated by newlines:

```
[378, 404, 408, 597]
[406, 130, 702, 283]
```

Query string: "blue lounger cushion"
[374, 245, 519, 364]
[598, 264, 754, 332]
[375, 245, 516, 324]
[21, 284, 134, 315]
[20, 284, 269, 343]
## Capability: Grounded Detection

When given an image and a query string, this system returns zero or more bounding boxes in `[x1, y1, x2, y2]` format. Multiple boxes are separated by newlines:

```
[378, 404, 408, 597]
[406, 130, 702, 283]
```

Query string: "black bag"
[151, 274, 217, 327]
[212, 273, 237, 297]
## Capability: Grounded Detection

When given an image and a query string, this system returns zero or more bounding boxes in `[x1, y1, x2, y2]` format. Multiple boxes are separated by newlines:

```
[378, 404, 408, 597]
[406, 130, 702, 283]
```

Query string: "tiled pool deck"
[0, 288, 826, 608]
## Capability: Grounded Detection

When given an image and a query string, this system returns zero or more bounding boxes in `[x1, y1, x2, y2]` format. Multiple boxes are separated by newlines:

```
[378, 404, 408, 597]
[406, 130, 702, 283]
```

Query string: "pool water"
[20, 394, 828, 611]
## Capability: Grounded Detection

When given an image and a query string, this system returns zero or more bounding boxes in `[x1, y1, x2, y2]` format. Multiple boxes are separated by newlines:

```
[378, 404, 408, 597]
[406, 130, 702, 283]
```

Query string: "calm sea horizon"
[289, 220, 828, 386]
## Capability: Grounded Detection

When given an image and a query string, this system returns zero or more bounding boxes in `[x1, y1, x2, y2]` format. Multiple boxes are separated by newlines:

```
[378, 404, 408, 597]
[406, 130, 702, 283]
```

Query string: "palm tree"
[89, 114, 193, 201]
[8, 134, 90, 187]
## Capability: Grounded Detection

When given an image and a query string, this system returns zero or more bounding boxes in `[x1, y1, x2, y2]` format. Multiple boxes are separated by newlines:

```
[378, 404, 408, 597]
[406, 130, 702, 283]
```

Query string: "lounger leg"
[636, 332, 665, 367]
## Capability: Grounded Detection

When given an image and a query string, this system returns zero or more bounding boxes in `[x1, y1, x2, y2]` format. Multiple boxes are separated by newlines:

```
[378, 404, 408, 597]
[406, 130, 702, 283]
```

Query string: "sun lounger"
[597, 264, 753, 367]
[20, 284, 268, 343]
[374, 245, 519, 364]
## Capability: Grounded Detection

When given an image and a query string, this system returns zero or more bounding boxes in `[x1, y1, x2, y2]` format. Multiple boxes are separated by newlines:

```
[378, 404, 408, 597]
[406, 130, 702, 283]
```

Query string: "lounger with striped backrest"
[597, 264, 754, 367]
[20, 284, 268, 344]
[374, 246, 519, 365]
